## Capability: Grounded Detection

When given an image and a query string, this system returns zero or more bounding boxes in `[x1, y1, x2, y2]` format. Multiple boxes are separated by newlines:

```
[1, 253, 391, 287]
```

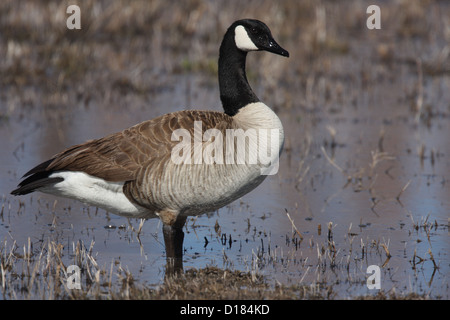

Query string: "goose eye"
[250, 27, 258, 34]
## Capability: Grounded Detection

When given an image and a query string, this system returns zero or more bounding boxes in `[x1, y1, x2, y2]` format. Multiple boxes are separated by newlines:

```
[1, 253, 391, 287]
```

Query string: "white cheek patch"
[234, 25, 258, 52]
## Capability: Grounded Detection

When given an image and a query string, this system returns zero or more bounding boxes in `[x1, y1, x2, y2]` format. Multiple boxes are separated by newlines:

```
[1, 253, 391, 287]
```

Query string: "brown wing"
[11, 110, 233, 195]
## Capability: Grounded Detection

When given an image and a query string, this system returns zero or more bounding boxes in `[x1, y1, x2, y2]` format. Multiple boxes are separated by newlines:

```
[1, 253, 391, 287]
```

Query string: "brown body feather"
[46, 110, 231, 181]
[12, 110, 240, 215]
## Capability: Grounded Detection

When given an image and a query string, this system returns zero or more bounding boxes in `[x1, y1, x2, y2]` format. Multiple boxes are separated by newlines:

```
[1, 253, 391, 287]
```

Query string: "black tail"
[11, 159, 63, 195]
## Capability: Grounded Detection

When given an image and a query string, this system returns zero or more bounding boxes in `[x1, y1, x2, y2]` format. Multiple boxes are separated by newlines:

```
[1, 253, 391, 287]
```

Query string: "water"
[1, 70, 448, 298]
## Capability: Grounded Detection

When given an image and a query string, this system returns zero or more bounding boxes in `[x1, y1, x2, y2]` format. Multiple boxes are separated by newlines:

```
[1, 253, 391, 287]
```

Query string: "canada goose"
[11, 19, 289, 274]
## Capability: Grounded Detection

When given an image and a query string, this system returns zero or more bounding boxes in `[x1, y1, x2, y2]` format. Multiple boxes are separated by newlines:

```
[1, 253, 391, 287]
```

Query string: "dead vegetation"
[1, 232, 439, 300]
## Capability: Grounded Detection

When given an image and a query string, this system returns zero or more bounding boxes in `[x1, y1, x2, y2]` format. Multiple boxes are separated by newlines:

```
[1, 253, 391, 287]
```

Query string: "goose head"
[218, 19, 289, 116]
[233, 19, 289, 57]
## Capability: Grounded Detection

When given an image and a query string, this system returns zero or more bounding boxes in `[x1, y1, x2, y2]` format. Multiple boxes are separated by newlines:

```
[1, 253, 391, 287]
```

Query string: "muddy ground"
[0, 0, 449, 299]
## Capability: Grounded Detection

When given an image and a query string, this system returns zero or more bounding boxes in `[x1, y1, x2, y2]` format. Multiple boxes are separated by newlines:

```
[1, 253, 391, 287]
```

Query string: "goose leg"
[162, 215, 187, 276]
[163, 224, 184, 275]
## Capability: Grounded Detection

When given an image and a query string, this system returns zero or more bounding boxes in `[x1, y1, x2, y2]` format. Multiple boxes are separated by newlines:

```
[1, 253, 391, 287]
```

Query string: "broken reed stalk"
[396, 179, 412, 202]
[284, 209, 303, 240]
[127, 218, 146, 238]
[321, 146, 344, 173]
[327, 222, 333, 242]
[414, 58, 424, 124]
[428, 249, 438, 269]
[380, 243, 391, 258]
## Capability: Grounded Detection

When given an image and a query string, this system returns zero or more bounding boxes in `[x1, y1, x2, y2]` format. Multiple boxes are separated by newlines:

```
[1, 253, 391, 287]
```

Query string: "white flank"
[41, 171, 151, 218]
[234, 25, 258, 52]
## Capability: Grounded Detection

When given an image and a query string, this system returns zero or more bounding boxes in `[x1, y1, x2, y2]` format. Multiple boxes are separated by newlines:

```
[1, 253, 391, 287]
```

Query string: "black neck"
[218, 29, 259, 117]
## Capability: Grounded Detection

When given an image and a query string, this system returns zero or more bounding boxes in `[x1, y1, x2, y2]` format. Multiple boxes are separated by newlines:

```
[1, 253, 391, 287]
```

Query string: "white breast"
[233, 102, 285, 176]
[233, 102, 285, 149]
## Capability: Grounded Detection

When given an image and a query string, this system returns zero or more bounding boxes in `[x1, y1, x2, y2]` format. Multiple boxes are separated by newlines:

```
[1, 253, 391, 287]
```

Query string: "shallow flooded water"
[0, 0, 449, 299]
